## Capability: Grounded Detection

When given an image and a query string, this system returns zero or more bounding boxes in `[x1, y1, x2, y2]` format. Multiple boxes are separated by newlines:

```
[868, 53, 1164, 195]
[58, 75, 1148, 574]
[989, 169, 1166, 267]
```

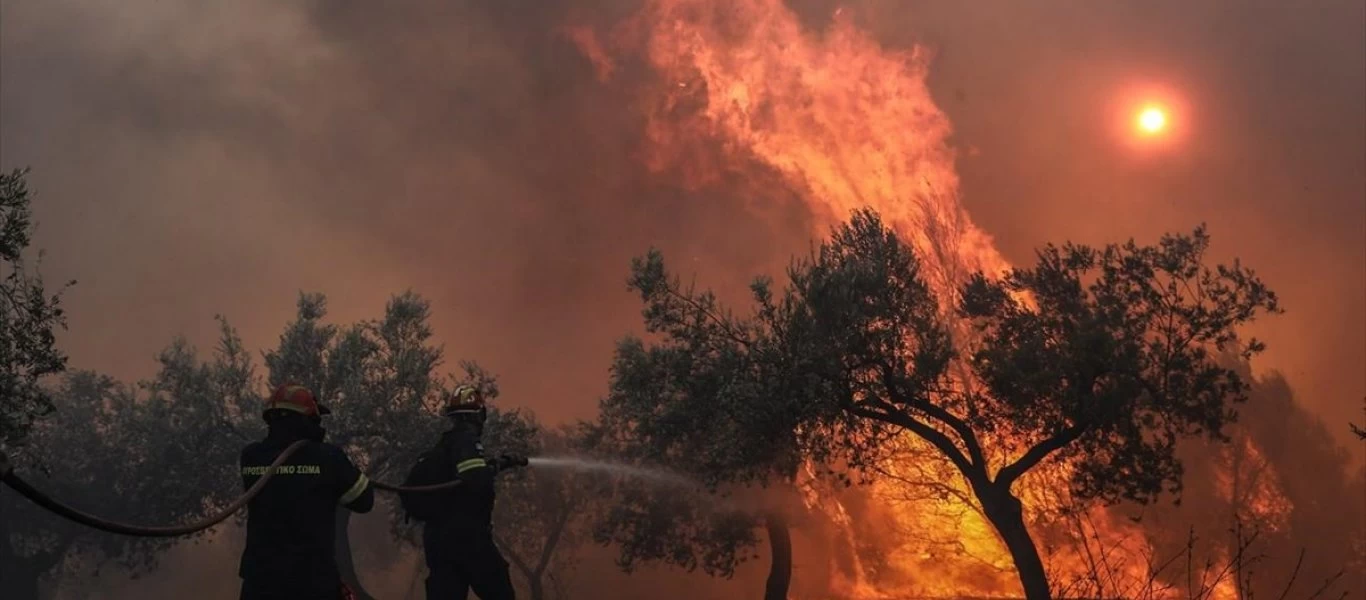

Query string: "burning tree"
[590, 252, 887, 600]
[625, 209, 1281, 599]
[0, 168, 73, 453]
[1117, 370, 1365, 599]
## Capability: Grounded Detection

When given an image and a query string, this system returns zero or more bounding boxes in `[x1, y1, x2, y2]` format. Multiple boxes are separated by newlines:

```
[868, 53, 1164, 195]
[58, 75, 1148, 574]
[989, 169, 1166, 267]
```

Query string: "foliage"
[1351, 397, 1365, 440]
[1099, 369, 1366, 598]
[262, 291, 446, 482]
[953, 220, 1281, 504]
[1, 321, 257, 600]
[590, 254, 846, 587]
[4, 289, 588, 598]
[0, 168, 74, 453]
[619, 208, 1281, 598]
[590, 239, 903, 599]
[490, 414, 594, 600]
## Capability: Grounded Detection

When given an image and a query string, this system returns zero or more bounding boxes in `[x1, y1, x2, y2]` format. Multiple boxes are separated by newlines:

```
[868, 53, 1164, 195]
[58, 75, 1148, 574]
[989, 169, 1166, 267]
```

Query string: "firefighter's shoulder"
[316, 441, 360, 465]
[446, 428, 483, 451]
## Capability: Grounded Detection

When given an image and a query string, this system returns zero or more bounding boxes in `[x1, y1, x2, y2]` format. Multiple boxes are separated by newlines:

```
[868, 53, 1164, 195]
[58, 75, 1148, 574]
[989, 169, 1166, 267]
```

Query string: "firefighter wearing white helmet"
[401, 384, 527, 600]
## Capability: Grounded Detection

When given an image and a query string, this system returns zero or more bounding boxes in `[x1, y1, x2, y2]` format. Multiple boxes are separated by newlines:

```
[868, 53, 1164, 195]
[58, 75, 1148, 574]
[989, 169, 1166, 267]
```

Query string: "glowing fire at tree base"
[572, 1, 1304, 599]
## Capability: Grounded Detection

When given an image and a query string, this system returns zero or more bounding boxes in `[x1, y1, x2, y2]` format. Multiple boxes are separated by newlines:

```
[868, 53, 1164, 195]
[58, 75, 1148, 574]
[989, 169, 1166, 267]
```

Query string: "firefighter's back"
[238, 439, 348, 596]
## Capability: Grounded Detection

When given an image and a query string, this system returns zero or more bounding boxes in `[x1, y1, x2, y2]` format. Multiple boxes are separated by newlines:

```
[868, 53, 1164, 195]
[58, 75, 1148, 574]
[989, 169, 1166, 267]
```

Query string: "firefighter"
[421, 384, 528, 600]
[238, 383, 374, 600]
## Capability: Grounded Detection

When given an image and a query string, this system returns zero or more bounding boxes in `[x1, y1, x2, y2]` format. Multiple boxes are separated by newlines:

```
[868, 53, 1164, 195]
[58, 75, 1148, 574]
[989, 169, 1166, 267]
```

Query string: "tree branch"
[662, 284, 753, 349]
[878, 361, 987, 470]
[494, 532, 536, 585]
[844, 400, 984, 486]
[996, 421, 1089, 489]
[534, 499, 573, 578]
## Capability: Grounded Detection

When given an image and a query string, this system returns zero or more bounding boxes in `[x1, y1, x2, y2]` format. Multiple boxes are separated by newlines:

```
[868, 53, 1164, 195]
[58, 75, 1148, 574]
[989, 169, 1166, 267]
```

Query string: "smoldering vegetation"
[2, 0, 1363, 599]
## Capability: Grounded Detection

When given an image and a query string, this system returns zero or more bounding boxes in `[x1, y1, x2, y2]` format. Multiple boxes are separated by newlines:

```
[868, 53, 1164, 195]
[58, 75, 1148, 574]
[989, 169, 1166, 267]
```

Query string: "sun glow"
[1137, 106, 1168, 134]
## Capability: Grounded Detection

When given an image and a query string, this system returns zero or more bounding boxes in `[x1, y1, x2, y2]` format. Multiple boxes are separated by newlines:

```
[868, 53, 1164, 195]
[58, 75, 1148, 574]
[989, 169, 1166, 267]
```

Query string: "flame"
[1216, 435, 1294, 531]
[569, 1, 1298, 598]
[574, 0, 1008, 296]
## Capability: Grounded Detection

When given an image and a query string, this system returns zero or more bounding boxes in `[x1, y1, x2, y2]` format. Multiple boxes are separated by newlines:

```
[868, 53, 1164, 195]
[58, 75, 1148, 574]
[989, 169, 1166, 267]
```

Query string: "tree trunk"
[764, 511, 793, 600]
[979, 488, 1051, 600]
[334, 510, 377, 600]
[528, 576, 546, 600]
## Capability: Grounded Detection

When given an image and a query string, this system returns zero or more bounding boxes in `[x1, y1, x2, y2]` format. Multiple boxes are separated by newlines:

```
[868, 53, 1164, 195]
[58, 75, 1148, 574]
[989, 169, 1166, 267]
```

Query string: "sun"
[1136, 106, 1168, 135]
[1114, 84, 1186, 150]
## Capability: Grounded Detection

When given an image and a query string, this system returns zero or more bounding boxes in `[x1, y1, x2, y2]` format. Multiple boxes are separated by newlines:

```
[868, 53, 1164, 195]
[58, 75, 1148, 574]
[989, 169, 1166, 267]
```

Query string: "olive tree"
[592, 243, 883, 600]
[623, 209, 1281, 599]
[0, 168, 73, 453]
[0, 320, 258, 600]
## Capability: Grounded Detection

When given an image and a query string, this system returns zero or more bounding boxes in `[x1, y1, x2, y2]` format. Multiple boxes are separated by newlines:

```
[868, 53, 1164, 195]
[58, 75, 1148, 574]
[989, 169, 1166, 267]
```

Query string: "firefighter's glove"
[493, 454, 529, 471]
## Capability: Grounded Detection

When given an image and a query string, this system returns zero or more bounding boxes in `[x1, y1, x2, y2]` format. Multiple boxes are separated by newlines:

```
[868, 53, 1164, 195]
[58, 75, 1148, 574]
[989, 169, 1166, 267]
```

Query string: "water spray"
[528, 456, 697, 488]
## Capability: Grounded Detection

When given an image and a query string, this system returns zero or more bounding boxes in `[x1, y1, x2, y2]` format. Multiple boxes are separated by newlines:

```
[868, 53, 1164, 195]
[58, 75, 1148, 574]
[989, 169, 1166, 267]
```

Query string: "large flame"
[574, 0, 1008, 295]
[569, 1, 1297, 597]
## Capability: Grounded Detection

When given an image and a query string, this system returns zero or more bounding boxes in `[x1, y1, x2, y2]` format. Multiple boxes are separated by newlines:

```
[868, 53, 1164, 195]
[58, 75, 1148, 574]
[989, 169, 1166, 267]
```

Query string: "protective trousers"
[424, 532, 516, 600]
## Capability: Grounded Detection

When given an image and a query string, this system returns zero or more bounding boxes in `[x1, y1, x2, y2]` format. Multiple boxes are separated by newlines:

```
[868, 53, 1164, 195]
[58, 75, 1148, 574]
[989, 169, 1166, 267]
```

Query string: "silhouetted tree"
[1135, 371, 1364, 598]
[623, 209, 1281, 600]
[2, 288, 585, 598]
[384, 367, 589, 600]
[0, 320, 258, 600]
[489, 414, 592, 600]
[594, 242, 885, 600]
[261, 291, 449, 600]
[0, 168, 73, 453]
[263, 292, 589, 599]
[1351, 397, 1365, 440]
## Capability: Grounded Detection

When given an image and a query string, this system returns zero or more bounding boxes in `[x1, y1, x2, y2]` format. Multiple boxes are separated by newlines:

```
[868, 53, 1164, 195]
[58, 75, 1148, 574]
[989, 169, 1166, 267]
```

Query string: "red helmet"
[442, 384, 486, 420]
[264, 383, 331, 419]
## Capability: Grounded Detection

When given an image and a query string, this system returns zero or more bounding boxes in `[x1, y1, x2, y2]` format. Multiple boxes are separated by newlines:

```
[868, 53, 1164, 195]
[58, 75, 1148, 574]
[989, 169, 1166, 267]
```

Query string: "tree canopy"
[3, 289, 589, 599]
[488, 414, 593, 600]
[591, 239, 904, 599]
[1, 320, 257, 600]
[618, 208, 1281, 599]
[0, 168, 73, 453]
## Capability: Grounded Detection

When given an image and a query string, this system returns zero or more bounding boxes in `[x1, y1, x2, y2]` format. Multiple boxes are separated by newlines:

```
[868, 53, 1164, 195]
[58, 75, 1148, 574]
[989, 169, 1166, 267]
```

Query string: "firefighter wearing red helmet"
[237, 383, 374, 600]
[406, 384, 527, 600]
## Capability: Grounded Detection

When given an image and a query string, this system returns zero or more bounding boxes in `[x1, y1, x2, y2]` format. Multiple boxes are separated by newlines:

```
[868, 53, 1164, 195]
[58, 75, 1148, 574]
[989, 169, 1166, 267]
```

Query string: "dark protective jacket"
[420, 421, 517, 599]
[423, 422, 497, 535]
[237, 414, 374, 594]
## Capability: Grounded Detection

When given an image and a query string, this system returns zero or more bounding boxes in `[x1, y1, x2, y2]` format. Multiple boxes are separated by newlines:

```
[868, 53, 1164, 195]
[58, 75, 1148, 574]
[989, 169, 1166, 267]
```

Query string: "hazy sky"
[1, 0, 1362, 456]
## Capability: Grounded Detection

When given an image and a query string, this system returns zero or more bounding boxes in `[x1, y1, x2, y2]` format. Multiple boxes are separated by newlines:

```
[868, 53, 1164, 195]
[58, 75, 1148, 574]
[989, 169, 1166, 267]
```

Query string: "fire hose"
[0, 442, 465, 538]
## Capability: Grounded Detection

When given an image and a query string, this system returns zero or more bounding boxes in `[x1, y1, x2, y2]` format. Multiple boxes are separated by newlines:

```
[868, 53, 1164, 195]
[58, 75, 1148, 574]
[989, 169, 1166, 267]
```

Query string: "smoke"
[5, 0, 1359, 447]
[3, 0, 1362, 597]
[0, 0, 816, 430]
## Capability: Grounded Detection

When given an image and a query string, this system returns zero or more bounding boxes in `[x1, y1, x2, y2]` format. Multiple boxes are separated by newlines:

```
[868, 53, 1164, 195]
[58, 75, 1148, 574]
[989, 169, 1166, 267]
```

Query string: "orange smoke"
[573, 0, 1008, 297]
[568, 1, 1295, 598]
